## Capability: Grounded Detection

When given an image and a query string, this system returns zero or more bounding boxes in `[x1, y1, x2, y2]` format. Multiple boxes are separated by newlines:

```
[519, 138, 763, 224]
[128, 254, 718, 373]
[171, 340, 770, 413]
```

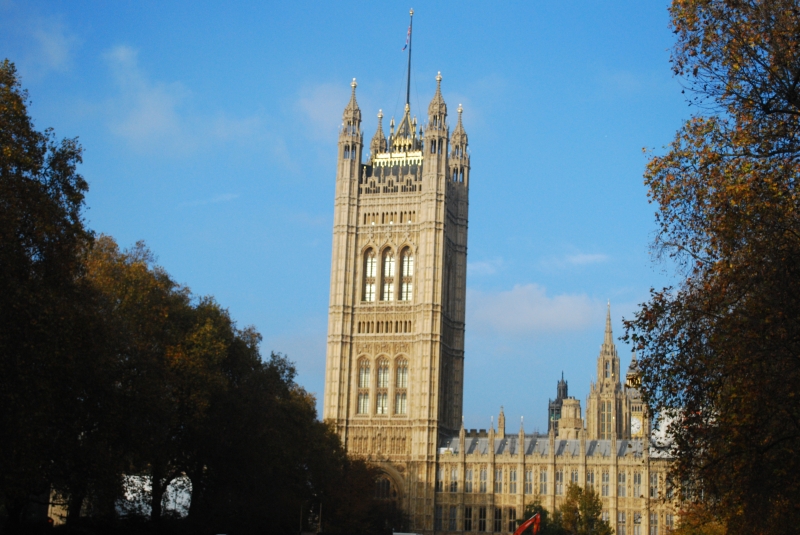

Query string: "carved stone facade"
[323, 76, 675, 534]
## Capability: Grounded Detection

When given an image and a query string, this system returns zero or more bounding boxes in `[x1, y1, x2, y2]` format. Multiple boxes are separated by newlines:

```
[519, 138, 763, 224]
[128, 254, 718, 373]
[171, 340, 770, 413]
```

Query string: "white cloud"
[565, 253, 609, 265]
[297, 82, 350, 141]
[15, 18, 78, 80]
[468, 257, 504, 276]
[468, 284, 604, 334]
[102, 45, 269, 156]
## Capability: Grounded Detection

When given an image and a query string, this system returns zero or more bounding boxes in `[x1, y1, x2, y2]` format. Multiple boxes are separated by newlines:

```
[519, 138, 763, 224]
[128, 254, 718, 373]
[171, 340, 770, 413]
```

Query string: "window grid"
[650, 473, 659, 498]
[618, 471, 627, 497]
[507, 508, 517, 532]
[555, 469, 564, 495]
[602, 471, 609, 497]
[494, 469, 503, 493]
[436, 468, 444, 493]
[449, 506, 457, 531]
[478, 507, 487, 532]
[464, 506, 473, 531]
[633, 472, 642, 498]
[571, 470, 579, 485]
[649, 513, 658, 535]
[400, 250, 414, 301]
[381, 251, 395, 301]
[618, 511, 627, 535]
[375, 360, 389, 415]
[525, 470, 533, 494]
[539, 470, 548, 495]
[363, 251, 376, 301]
[450, 468, 458, 493]
[357, 360, 370, 414]
[434, 505, 443, 531]
[465, 468, 473, 493]
[509, 469, 517, 494]
[493, 507, 502, 532]
[587, 470, 595, 487]
[480, 468, 487, 493]
[394, 359, 408, 415]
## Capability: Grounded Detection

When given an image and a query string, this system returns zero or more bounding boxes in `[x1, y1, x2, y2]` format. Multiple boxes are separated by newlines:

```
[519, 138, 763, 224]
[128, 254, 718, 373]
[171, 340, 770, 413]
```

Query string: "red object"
[513, 512, 541, 535]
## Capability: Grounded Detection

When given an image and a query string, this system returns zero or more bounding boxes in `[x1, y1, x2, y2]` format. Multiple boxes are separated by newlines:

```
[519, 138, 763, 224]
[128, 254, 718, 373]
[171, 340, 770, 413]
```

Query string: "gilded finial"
[405, 103, 410, 113]
[458, 103, 463, 115]
[436, 71, 442, 84]
[377, 109, 383, 120]
[410, 8, 414, 16]
[351, 78, 357, 89]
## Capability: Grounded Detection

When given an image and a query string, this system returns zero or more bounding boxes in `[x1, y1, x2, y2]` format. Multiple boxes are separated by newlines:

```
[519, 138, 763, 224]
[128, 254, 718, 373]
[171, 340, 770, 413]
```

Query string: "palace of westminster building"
[323, 74, 676, 534]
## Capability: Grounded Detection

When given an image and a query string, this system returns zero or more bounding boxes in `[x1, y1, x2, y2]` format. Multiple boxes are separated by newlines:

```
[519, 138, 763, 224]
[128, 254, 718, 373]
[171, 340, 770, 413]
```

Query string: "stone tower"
[586, 303, 630, 439]
[323, 73, 470, 517]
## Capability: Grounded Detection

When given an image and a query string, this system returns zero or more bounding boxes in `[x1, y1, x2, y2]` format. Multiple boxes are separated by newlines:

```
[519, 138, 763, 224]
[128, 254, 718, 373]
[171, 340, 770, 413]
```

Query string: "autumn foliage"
[624, 2, 800, 534]
[0, 59, 401, 535]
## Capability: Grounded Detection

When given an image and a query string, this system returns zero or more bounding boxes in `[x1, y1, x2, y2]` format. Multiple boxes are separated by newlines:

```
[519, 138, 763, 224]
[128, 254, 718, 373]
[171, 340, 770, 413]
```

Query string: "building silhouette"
[323, 75, 675, 534]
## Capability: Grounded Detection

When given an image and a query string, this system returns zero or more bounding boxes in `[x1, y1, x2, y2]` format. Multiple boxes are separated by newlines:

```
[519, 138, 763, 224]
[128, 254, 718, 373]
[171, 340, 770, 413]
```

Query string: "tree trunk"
[151, 465, 164, 521]
[66, 488, 86, 524]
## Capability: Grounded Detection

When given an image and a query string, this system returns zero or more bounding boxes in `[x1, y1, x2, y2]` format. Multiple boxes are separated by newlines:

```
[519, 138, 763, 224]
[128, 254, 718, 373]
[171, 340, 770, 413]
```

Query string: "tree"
[0, 58, 94, 527]
[519, 498, 564, 535]
[559, 484, 613, 535]
[624, 2, 800, 534]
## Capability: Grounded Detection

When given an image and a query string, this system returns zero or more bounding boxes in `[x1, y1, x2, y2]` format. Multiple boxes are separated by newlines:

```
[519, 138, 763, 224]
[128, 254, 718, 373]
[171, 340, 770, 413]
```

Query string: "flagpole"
[406, 8, 413, 107]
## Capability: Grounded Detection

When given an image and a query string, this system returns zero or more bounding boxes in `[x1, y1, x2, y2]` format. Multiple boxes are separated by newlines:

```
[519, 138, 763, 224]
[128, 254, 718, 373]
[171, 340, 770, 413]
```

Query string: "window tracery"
[363, 250, 376, 302]
[395, 358, 408, 415]
[376, 358, 389, 414]
[400, 248, 414, 301]
[357, 359, 370, 414]
[382, 250, 395, 301]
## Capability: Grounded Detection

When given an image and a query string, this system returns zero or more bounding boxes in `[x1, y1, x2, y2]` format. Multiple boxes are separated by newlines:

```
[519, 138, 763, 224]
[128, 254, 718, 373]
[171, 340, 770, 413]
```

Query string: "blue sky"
[2, 1, 687, 432]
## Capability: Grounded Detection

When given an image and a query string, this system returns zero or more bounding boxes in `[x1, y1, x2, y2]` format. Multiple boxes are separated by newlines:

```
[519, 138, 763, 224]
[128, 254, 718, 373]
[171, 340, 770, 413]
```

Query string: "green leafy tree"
[624, 2, 800, 534]
[559, 484, 613, 535]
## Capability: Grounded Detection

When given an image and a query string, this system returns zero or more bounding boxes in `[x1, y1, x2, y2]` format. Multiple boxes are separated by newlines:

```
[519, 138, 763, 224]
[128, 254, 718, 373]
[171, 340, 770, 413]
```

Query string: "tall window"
[449, 506, 457, 531]
[494, 508, 502, 532]
[395, 359, 408, 415]
[604, 360, 610, 378]
[602, 471, 609, 496]
[434, 505, 443, 531]
[375, 477, 391, 499]
[465, 468, 474, 493]
[375, 359, 389, 414]
[400, 248, 414, 300]
[571, 470, 579, 484]
[363, 250, 376, 301]
[357, 360, 370, 414]
[633, 472, 642, 498]
[649, 513, 658, 535]
[555, 469, 564, 495]
[587, 470, 595, 487]
[525, 470, 533, 494]
[618, 512, 627, 535]
[539, 470, 548, 495]
[450, 468, 458, 493]
[508, 508, 517, 532]
[618, 471, 627, 497]
[633, 512, 642, 535]
[478, 507, 487, 532]
[382, 250, 395, 301]
[480, 467, 487, 493]
[436, 468, 444, 492]
[509, 469, 517, 494]
[601, 401, 613, 439]
[494, 469, 503, 493]
[464, 506, 473, 531]
[650, 473, 659, 498]
[666, 514, 674, 532]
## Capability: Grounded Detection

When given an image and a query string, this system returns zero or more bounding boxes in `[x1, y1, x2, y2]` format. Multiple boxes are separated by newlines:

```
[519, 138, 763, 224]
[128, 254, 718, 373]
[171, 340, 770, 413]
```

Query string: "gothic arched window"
[400, 249, 414, 301]
[376, 359, 389, 414]
[382, 250, 395, 301]
[375, 477, 391, 499]
[604, 360, 610, 379]
[395, 358, 408, 415]
[357, 359, 370, 414]
[363, 250, 376, 302]
[344, 145, 350, 159]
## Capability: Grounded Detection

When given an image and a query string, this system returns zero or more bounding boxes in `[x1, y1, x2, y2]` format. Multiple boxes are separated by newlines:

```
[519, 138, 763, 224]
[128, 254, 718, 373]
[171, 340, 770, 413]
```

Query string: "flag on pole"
[402, 25, 411, 50]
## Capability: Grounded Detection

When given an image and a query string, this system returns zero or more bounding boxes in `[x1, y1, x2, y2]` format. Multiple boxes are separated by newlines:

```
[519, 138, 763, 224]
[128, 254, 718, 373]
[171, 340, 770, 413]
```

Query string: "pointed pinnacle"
[604, 301, 613, 346]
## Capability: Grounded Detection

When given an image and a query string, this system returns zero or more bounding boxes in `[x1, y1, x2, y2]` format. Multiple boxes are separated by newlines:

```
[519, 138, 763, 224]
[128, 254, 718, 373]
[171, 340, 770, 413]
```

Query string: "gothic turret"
[424, 72, 448, 168]
[369, 109, 387, 159]
[339, 78, 363, 166]
[449, 104, 469, 184]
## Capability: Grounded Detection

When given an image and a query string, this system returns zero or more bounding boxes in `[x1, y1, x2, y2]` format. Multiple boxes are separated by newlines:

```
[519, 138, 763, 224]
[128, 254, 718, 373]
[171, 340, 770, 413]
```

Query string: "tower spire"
[405, 8, 414, 107]
[604, 300, 613, 347]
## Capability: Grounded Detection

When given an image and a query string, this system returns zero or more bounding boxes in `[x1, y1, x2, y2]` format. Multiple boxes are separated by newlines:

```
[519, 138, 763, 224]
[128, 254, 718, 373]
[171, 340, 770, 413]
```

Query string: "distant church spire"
[604, 300, 614, 348]
[370, 109, 387, 157]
